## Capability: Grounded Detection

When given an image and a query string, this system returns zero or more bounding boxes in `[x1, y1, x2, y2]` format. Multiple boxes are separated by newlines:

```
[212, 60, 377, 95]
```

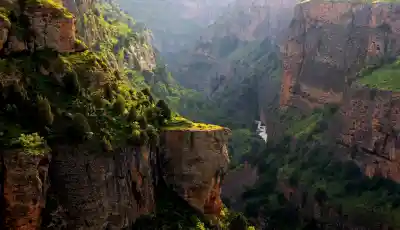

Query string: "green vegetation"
[13, 133, 49, 156]
[241, 106, 400, 229]
[26, 0, 73, 18]
[358, 58, 400, 91]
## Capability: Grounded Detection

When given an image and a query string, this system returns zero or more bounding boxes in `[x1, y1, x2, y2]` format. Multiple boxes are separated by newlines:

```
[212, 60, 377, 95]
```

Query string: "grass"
[357, 59, 400, 92]
[163, 116, 223, 131]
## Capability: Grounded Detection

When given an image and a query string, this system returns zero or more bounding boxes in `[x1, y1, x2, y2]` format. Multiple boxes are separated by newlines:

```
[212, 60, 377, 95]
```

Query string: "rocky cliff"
[279, 0, 400, 182]
[280, 0, 400, 111]
[0, 1, 232, 229]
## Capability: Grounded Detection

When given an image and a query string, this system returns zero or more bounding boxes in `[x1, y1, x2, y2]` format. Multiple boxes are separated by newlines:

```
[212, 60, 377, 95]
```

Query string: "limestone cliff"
[280, 0, 400, 111]
[279, 0, 400, 182]
[0, 1, 231, 229]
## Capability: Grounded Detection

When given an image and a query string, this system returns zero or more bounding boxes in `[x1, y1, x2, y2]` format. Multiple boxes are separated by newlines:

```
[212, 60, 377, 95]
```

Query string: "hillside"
[116, 0, 235, 53]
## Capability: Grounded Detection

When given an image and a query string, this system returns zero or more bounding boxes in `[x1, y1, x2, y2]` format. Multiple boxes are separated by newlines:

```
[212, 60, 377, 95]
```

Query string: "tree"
[156, 99, 171, 120]
[141, 87, 154, 102]
[63, 71, 81, 96]
[70, 113, 91, 140]
[113, 95, 126, 115]
[127, 107, 138, 122]
[37, 96, 54, 126]
[137, 115, 147, 129]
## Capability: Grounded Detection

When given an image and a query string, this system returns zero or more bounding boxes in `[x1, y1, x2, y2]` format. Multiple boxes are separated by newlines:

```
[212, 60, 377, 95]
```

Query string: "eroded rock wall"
[1, 150, 50, 230]
[280, 1, 400, 111]
[40, 145, 155, 230]
[160, 128, 231, 217]
[334, 85, 400, 182]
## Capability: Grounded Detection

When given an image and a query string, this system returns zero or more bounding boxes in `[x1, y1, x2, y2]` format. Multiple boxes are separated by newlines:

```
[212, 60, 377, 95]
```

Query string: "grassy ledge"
[25, 0, 74, 18]
[357, 59, 400, 92]
[162, 116, 223, 131]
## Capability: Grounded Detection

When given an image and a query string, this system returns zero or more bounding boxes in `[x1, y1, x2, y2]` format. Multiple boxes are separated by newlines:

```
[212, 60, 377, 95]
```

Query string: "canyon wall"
[278, 0, 400, 182]
[280, 1, 400, 111]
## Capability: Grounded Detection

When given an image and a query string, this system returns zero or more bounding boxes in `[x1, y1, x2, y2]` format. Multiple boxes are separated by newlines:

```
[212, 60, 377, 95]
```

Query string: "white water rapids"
[255, 120, 268, 142]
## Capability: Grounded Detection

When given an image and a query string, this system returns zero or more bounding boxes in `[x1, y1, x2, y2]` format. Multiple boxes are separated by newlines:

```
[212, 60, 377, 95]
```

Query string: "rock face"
[160, 128, 231, 216]
[278, 0, 400, 182]
[280, 1, 400, 111]
[24, 4, 77, 53]
[1, 150, 50, 230]
[41, 145, 155, 230]
[334, 85, 400, 182]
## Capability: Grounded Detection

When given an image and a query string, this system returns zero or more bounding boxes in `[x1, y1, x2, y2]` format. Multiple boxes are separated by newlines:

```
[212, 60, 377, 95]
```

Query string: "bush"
[71, 113, 91, 140]
[104, 84, 114, 100]
[137, 115, 147, 129]
[156, 99, 172, 120]
[128, 129, 141, 145]
[101, 137, 113, 152]
[127, 107, 138, 122]
[37, 96, 54, 126]
[113, 95, 126, 115]
[63, 71, 81, 96]
[92, 93, 105, 108]
[141, 87, 154, 102]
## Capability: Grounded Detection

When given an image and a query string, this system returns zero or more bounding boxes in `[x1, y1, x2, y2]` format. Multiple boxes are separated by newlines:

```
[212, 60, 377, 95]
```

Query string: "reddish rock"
[280, 1, 400, 111]
[160, 128, 231, 217]
[24, 4, 77, 53]
[2, 149, 50, 230]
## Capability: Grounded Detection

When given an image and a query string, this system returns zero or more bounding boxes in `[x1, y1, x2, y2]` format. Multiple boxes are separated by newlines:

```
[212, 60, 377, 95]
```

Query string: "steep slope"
[0, 1, 250, 229]
[278, 0, 400, 182]
[166, 0, 296, 94]
[117, 0, 235, 53]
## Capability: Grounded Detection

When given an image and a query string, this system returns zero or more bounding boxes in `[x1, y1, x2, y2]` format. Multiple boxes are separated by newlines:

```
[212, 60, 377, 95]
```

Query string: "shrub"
[113, 95, 126, 115]
[16, 133, 48, 155]
[92, 93, 105, 108]
[127, 107, 138, 122]
[156, 99, 172, 120]
[63, 71, 81, 96]
[137, 115, 147, 129]
[128, 129, 141, 145]
[71, 113, 91, 140]
[101, 137, 113, 152]
[104, 84, 114, 100]
[141, 87, 154, 102]
[37, 96, 54, 126]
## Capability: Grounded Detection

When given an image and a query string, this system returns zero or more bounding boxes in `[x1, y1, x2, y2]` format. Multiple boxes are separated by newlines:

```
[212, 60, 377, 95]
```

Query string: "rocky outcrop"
[24, 3, 79, 53]
[160, 128, 231, 217]
[334, 84, 400, 182]
[1, 149, 51, 230]
[222, 162, 258, 210]
[280, 1, 400, 111]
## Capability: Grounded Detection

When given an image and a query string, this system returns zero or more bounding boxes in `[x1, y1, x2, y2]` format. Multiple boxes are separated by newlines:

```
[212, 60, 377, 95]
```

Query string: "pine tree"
[63, 71, 81, 96]
[156, 99, 171, 120]
[37, 96, 54, 126]
[71, 113, 91, 140]
[113, 95, 126, 115]
[127, 107, 138, 122]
